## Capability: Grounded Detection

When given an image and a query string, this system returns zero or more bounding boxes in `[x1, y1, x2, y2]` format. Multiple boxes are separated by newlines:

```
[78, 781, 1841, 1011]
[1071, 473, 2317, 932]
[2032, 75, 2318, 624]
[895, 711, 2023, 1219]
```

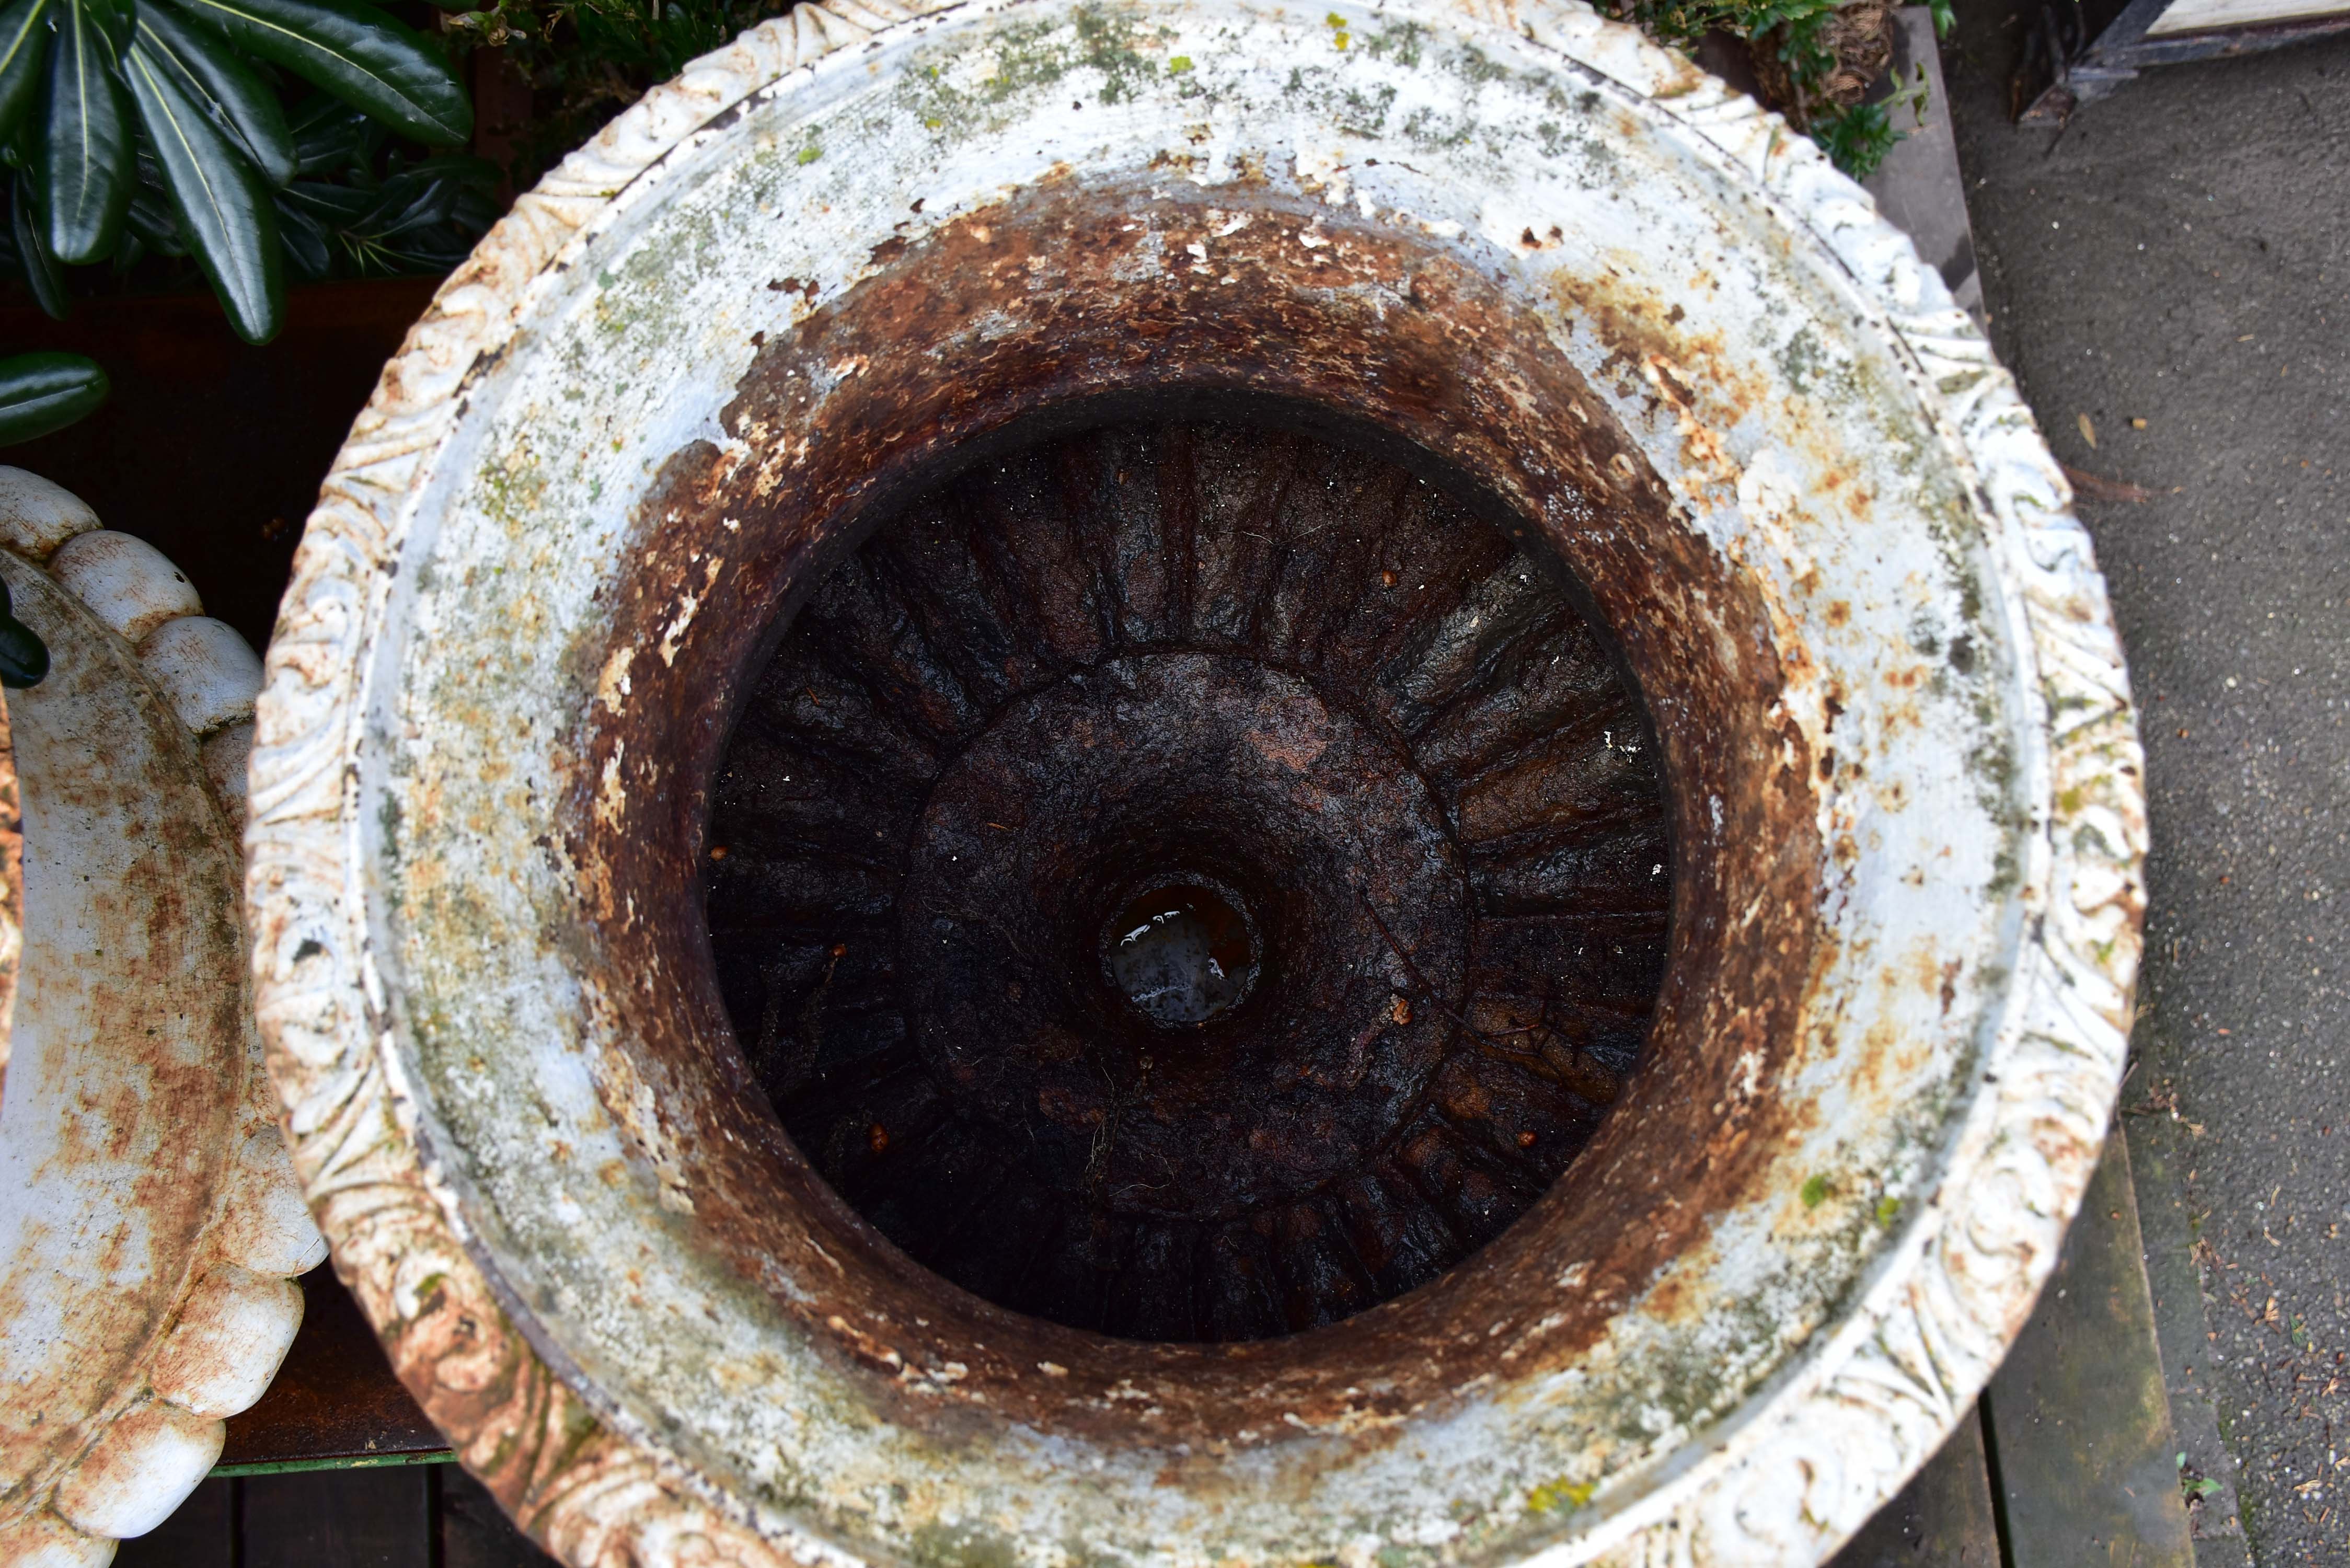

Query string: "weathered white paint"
[48, 533, 205, 644]
[0, 492, 322, 1562]
[0, 471, 98, 562]
[137, 617, 264, 736]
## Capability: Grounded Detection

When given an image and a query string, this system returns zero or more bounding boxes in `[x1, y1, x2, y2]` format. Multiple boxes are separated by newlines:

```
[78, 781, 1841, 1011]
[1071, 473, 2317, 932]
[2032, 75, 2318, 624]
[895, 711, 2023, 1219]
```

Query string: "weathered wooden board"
[239, 1467, 433, 1568]
[443, 1466, 561, 1568]
[2146, 0, 2350, 34]
[1984, 1131, 2196, 1566]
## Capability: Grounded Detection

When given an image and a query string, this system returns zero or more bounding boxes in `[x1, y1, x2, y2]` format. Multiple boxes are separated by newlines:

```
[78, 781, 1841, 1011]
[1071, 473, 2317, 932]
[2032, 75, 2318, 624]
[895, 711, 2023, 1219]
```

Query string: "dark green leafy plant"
[0, 574, 47, 686]
[0, 345, 102, 441]
[270, 96, 498, 279]
[1811, 62, 1931, 179]
[0, 0, 475, 343]
[1610, 0, 1954, 179]
[0, 337, 97, 690]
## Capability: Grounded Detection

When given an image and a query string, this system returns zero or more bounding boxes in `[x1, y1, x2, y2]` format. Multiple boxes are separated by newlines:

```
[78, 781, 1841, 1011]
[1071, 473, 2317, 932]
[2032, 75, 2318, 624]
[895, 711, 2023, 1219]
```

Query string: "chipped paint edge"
[240, 2, 2145, 1565]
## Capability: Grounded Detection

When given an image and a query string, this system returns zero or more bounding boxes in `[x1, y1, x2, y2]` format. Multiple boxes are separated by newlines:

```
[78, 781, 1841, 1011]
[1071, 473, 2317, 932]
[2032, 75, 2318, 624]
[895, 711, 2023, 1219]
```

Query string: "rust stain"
[544, 174, 1826, 1455]
[0, 561, 251, 1514]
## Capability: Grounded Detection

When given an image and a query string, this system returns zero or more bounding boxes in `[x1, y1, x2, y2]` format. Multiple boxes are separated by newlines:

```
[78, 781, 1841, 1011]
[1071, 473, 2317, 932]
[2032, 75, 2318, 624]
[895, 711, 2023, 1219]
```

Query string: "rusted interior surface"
[559, 172, 1823, 1439]
[705, 424, 1669, 1342]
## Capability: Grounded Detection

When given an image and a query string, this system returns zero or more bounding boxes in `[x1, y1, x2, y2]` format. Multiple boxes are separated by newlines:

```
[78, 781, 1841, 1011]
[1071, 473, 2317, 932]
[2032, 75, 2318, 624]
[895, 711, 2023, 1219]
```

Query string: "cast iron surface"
[706, 421, 1668, 1341]
[239, 2, 2146, 1560]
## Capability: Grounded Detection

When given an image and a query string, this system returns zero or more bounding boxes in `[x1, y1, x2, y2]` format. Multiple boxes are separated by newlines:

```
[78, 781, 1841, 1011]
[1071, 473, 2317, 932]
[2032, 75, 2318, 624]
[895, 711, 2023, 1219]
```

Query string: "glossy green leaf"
[125, 163, 188, 253]
[352, 161, 453, 236]
[9, 170, 67, 316]
[0, 0, 52, 147]
[42, 0, 135, 262]
[135, 3, 297, 187]
[285, 91, 371, 174]
[0, 625, 47, 685]
[279, 172, 370, 225]
[0, 349, 104, 451]
[86, 0, 126, 52]
[270, 188, 328, 276]
[0, 573, 49, 686]
[124, 36, 283, 342]
[280, 150, 492, 275]
[162, 0, 471, 146]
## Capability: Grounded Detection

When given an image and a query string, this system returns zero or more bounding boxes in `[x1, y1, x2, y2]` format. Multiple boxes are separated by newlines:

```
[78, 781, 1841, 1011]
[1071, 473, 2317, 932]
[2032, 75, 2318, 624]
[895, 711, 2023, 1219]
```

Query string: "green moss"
[911, 1521, 1022, 1568]
[1448, 40, 1510, 85]
[377, 793, 404, 865]
[1339, 84, 1400, 136]
[1801, 1172, 1831, 1208]
[1400, 103, 1474, 152]
[1776, 326, 1825, 396]
[1072, 6, 1165, 103]
[1601, 0, 1950, 178]
[896, 6, 1175, 140]
[1362, 20, 1425, 66]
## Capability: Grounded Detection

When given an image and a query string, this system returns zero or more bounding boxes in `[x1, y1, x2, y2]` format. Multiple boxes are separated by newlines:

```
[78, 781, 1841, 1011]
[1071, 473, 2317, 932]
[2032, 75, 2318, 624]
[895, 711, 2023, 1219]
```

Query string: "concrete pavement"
[1940, 10, 2350, 1562]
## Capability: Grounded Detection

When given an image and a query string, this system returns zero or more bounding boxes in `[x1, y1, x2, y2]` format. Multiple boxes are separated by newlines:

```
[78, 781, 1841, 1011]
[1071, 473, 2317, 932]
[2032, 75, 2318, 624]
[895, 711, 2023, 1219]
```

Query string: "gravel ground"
[1940, 11, 2350, 1563]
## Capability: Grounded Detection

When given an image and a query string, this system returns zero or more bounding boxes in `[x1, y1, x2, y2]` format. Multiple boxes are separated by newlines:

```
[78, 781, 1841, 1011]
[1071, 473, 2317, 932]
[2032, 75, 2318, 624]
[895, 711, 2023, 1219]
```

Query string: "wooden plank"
[221, 1266, 447, 1469]
[1861, 9, 1984, 328]
[1826, 1406, 2001, 1567]
[1984, 1130, 2195, 1567]
[2145, 0, 2350, 34]
[239, 1466, 432, 1568]
[2120, 1106, 2252, 1565]
[113, 1475, 234, 1567]
[441, 1463, 562, 1568]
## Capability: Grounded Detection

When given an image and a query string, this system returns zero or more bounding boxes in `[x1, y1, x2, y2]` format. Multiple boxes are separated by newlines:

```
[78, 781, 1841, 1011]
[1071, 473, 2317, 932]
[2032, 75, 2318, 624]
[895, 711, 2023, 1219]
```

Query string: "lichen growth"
[898, 6, 1180, 141]
[1776, 326, 1826, 396]
[1527, 1477, 1598, 1514]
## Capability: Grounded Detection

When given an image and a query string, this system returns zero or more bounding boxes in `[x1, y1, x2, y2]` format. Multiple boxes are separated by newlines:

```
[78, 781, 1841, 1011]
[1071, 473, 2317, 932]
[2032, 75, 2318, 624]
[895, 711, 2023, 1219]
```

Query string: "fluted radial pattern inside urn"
[702, 416, 1671, 1342]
